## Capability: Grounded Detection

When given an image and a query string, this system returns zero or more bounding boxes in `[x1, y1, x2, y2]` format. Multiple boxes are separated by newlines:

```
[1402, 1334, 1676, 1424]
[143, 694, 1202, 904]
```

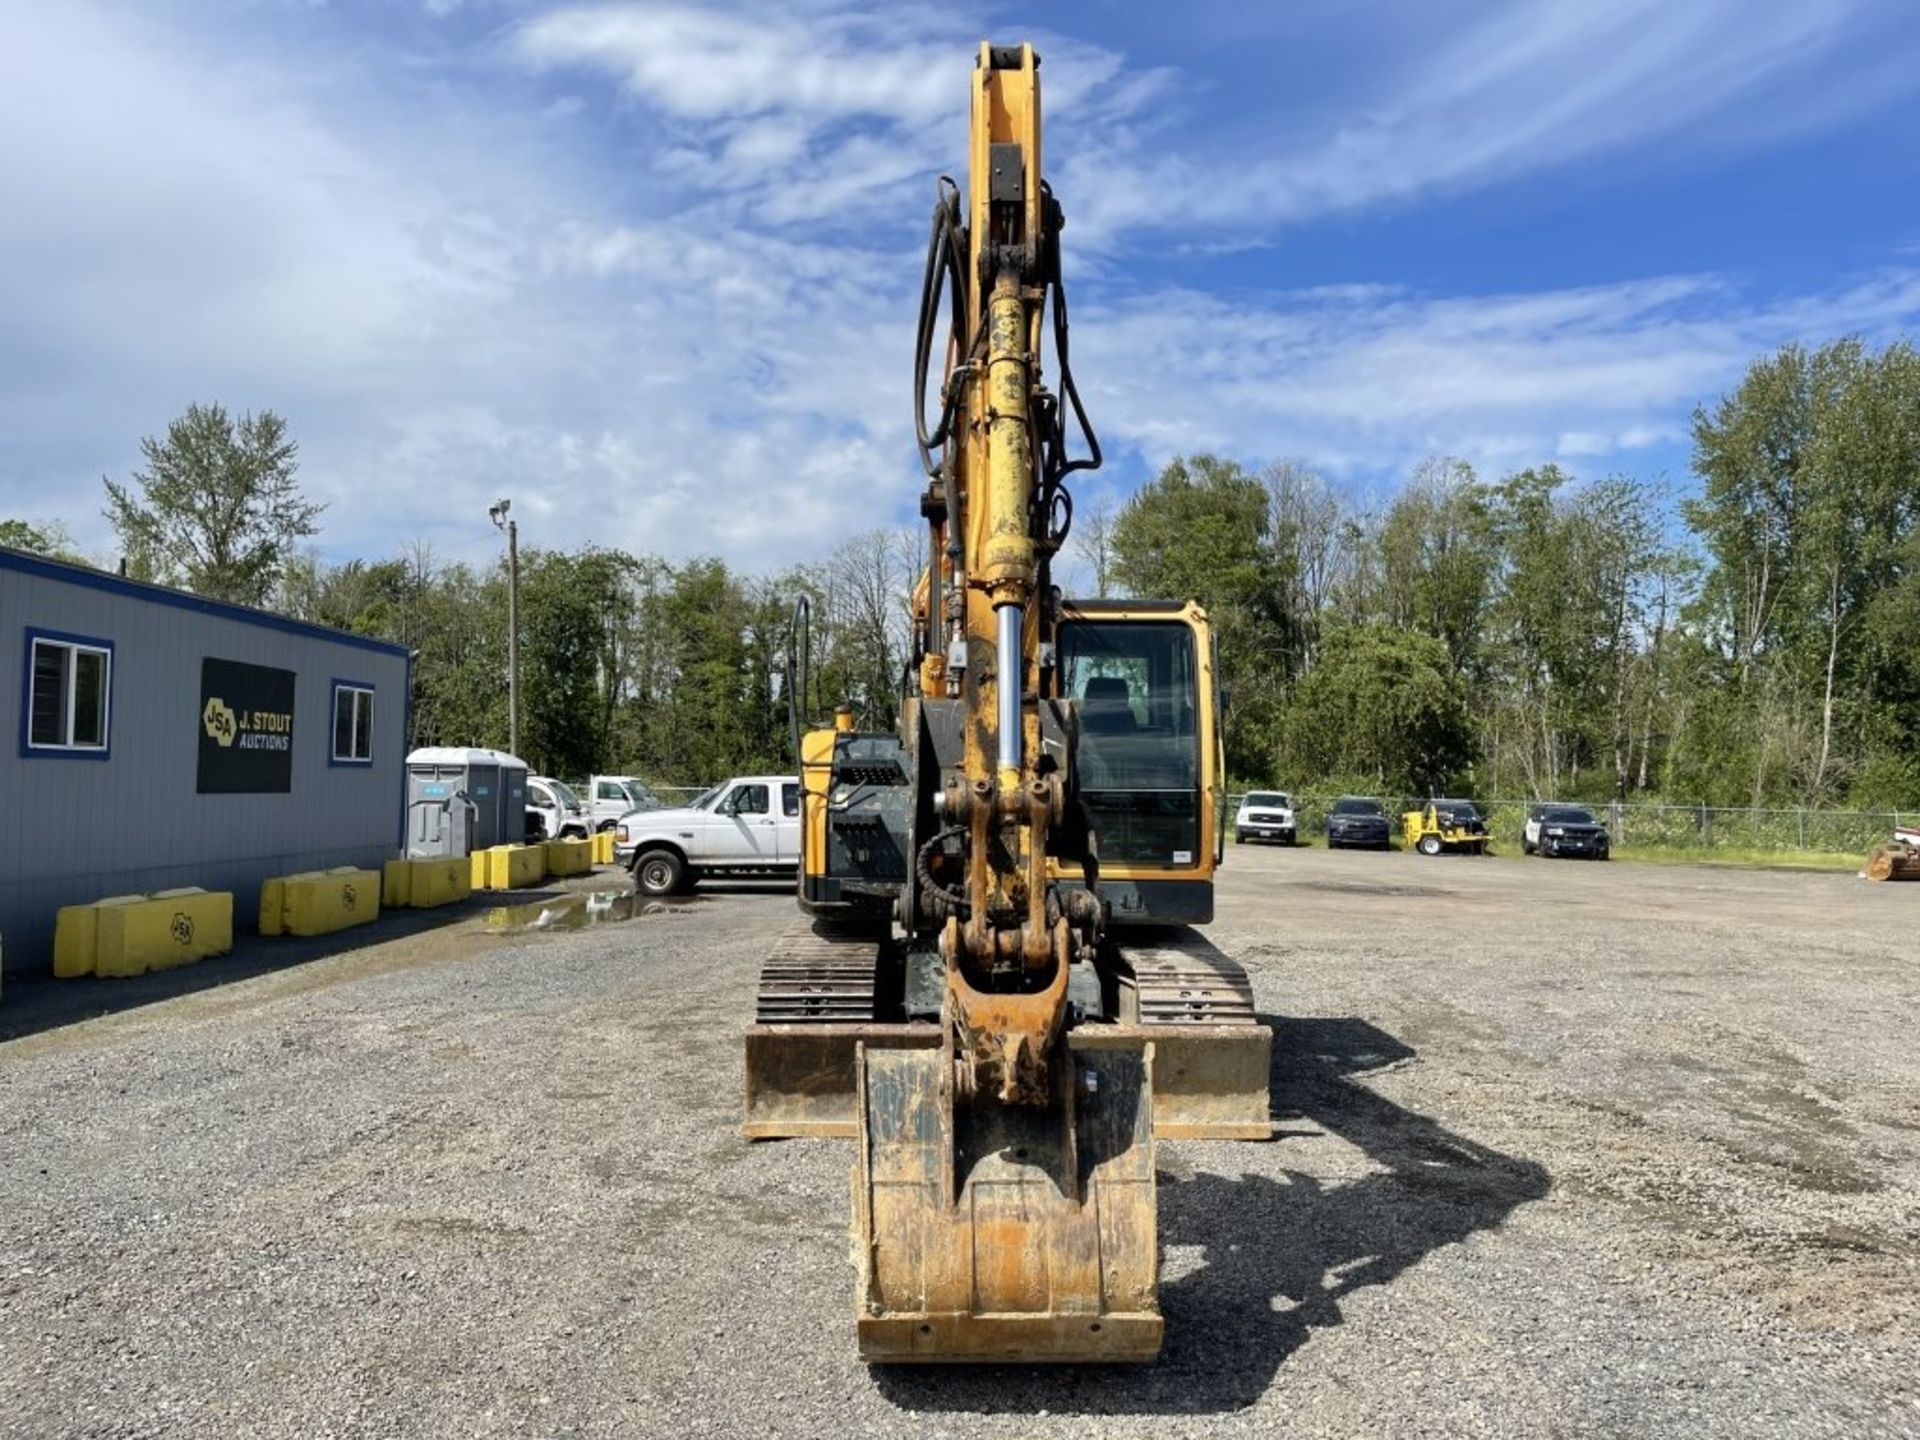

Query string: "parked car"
[1403, 798, 1490, 856]
[1326, 795, 1391, 850]
[528, 775, 591, 841]
[582, 774, 662, 832]
[1523, 804, 1611, 859]
[1235, 791, 1297, 845]
[615, 774, 803, 896]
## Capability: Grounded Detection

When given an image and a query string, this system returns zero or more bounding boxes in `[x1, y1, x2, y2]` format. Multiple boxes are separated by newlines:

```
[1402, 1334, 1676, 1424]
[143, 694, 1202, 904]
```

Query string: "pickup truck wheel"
[1235, 828, 1247, 844]
[634, 849, 687, 897]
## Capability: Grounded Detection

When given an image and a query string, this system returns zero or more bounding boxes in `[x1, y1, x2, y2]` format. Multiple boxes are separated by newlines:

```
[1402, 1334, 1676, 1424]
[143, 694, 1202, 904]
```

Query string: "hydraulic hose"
[913, 178, 969, 484]
[916, 825, 971, 920]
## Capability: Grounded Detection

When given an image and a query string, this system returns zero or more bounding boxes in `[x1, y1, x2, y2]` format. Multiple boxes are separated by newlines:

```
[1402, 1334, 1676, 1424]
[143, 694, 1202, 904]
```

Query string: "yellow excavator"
[741, 43, 1271, 1363]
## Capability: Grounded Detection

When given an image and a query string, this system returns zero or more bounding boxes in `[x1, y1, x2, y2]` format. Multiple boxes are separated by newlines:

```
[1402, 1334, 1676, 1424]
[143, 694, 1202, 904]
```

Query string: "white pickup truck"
[614, 774, 802, 896]
[582, 774, 663, 832]
[527, 775, 591, 841]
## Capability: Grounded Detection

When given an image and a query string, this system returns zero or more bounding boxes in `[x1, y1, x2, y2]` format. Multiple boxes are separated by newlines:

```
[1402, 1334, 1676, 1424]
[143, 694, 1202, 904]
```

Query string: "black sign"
[198, 658, 296, 794]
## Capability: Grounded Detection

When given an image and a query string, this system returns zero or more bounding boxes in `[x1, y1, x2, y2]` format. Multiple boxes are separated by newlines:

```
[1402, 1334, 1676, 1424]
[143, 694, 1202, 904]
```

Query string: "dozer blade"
[744, 1024, 938, 1139]
[743, 919, 941, 1140]
[852, 1032, 1162, 1363]
[1118, 932, 1274, 1141]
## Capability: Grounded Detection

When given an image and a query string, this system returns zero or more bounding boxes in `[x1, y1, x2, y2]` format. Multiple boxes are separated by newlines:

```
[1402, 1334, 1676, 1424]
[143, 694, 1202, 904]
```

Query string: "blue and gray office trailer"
[1, 545, 409, 975]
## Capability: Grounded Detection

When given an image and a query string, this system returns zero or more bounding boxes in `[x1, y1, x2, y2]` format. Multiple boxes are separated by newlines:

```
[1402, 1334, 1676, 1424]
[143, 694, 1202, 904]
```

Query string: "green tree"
[0, 517, 84, 561]
[1685, 338, 1920, 803]
[1111, 455, 1290, 779]
[103, 403, 322, 606]
[1376, 457, 1496, 673]
[1280, 623, 1473, 793]
[517, 548, 632, 778]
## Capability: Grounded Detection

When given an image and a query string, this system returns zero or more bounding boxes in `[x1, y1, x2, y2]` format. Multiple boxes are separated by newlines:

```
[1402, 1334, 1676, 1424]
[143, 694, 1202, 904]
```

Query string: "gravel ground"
[2, 851, 1917, 1438]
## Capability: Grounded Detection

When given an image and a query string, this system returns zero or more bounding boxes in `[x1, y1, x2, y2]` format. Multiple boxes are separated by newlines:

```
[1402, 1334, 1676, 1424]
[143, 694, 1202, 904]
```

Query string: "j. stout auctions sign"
[198, 658, 296, 794]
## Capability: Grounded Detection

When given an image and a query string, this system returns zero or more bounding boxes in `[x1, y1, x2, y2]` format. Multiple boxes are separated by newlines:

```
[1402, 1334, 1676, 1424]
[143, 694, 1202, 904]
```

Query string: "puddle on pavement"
[483, 889, 700, 933]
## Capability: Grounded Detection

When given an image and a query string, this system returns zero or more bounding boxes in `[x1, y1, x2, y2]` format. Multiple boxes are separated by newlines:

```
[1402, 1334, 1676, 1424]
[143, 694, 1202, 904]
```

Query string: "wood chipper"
[1403, 798, 1491, 856]
[1865, 826, 1920, 881]
[739, 42, 1273, 1364]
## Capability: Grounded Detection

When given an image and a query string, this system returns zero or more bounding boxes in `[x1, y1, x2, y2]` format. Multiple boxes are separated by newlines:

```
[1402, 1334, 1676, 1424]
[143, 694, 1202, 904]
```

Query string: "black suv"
[1523, 804, 1611, 859]
[1327, 795, 1391, 850]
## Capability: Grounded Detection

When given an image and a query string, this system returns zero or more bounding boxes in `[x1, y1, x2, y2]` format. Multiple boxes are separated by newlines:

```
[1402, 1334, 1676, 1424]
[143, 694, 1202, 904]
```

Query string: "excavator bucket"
[852, 1033, 1162, 1363]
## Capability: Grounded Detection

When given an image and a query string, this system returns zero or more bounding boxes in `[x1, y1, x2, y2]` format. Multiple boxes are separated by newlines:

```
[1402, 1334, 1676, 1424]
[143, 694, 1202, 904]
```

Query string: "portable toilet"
[404, 747, 528, 856]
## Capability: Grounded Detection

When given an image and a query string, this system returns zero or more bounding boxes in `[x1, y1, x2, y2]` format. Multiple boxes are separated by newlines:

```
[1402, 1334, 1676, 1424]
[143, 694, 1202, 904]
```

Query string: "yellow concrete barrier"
[93, 890, 234, 978]
[259, 868, 380, 937]
[472, 844, 546, 891]
[380, 857, 474, 908]
[591, 830, 616, 865]
[406, 857, 472, 908]
[53, 895, 145, 978]
[545, 837, 593, 878]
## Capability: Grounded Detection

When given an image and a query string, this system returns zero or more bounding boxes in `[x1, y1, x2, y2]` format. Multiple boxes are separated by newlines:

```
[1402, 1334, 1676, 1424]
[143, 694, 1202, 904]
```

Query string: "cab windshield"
[1059, 619, 1199, 866]
[1246, 792, 1290, 808]
[549, 779, 582, 811]
[688, 784, 725, 811]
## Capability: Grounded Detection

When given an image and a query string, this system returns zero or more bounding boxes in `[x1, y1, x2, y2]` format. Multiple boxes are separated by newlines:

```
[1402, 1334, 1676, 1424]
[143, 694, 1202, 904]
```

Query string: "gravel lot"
[3, 850, 1917, 1438]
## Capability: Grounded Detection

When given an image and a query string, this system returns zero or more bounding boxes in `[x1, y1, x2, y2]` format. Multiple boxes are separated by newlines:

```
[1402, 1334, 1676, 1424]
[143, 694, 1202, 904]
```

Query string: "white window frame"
[24, 631, 113, 756]
[330, 680, 375, 765]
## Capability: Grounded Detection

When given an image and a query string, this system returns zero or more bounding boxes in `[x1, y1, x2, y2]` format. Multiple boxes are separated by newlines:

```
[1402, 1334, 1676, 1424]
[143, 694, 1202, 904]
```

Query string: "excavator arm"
[741, 42, 1271, 1365]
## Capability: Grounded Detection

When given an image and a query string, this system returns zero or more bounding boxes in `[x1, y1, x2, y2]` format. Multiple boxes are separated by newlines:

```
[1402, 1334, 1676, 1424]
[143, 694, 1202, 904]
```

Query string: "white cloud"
[1075, 268, 1920, 485]
[516, 5, 956, 125]
[4, 0, 1919, 590]
[1064, 0, 1920, 243]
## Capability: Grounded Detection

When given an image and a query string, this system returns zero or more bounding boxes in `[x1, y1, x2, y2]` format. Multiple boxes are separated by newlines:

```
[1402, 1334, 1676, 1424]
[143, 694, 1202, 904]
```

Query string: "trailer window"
[331, 682, 374, 764]
[25, 631, 112, 755]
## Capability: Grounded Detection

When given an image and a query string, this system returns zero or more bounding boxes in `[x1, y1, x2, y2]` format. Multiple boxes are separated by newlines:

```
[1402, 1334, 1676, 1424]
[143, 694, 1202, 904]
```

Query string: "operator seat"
[1077, 676, 1136, 792]
[1080, 676, 1137, 734]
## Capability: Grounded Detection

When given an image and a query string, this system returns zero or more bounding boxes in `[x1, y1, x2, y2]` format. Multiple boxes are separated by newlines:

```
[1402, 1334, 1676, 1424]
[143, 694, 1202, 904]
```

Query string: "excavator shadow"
[871, 1015, 1550, 1415]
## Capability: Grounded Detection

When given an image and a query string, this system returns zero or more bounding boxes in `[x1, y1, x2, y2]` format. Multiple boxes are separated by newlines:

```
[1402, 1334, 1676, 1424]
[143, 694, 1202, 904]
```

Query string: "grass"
[1607, 844, 1863, 872]
[1227, 832, 1865, 870]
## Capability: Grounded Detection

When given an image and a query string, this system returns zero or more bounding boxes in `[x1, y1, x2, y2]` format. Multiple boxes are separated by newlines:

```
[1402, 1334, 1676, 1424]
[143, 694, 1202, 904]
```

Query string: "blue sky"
[5, 0, 1920, 577]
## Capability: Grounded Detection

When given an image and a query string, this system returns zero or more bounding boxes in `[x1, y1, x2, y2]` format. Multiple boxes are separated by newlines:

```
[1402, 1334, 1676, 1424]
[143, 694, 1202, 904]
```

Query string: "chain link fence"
[1225, 792, 1904, 854]
[637, 781, 1897, 856]
[651, 785, 711, 805]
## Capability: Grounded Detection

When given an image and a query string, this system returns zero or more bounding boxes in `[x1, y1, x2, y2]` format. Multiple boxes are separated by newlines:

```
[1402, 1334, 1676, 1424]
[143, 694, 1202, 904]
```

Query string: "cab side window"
[782, 783, 801, 818]
[732, 784, 769, 816]
[598, 781, 625, 801]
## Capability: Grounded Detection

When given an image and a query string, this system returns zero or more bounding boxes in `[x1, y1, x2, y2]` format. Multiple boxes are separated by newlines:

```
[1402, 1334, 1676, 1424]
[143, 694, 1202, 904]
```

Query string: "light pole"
[489, 498, 520, 758]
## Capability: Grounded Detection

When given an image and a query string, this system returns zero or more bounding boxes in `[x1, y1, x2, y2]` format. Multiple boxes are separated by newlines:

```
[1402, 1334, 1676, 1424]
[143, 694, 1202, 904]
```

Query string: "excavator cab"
[740, 42, 1270, 1364]
[1055, 600, 1222, 927]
